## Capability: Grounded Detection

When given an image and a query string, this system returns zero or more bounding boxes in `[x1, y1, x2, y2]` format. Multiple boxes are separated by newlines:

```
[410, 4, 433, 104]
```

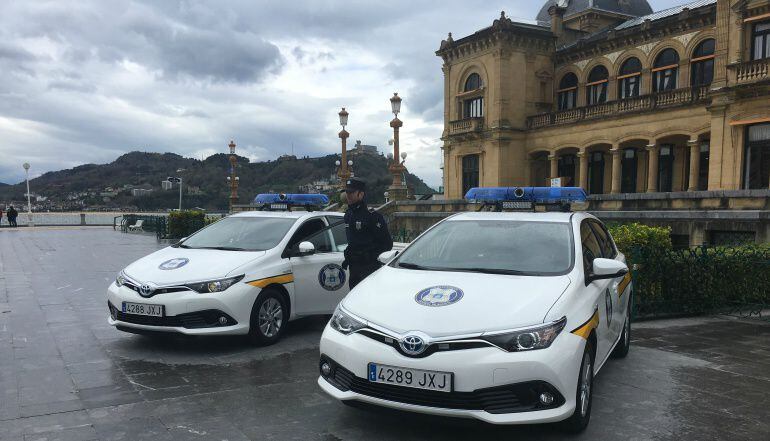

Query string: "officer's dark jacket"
[344, 200, 393, 265]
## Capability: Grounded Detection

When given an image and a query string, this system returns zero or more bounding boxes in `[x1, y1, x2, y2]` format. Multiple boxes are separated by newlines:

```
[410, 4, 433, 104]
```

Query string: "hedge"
[168, 210, 205, 239]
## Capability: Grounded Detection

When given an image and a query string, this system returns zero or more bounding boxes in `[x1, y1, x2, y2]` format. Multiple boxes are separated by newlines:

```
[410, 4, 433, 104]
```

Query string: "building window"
[464, 73, 482, 91]
[653, 49, 680, 92]
[558, 154, 577, 186]
[752, 21, 770, 60]
[658, 144, 675, 192]
[744, 123, 770, 189]
[618, 57, 642, 99]
[462, 154, 480, 196]
[586, 66, 609, 105]
[462, 73, 483, 118]
[589, 151, 605, 194]
[691, 39, 715, 87]
[557, 73, 578, 110]
[621, 149, 638, 193]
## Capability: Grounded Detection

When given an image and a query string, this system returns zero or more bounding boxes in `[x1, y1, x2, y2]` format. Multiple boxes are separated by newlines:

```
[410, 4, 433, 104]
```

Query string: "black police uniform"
[343, 179, 393, 289]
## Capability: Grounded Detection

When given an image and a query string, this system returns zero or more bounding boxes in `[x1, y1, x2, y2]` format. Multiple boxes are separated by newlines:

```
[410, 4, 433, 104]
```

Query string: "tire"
[247, 289, 287, 346]
[561, 338, 594, 434]
[612, 292, 632, 359]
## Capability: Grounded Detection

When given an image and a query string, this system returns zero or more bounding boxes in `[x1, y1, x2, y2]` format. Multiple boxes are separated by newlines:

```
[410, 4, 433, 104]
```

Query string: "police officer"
[342, 178, 393, 289]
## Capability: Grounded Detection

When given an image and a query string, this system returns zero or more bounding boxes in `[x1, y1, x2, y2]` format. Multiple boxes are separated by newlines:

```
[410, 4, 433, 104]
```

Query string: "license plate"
[368, 363, 452, 392]
[122, 302, 164, 317]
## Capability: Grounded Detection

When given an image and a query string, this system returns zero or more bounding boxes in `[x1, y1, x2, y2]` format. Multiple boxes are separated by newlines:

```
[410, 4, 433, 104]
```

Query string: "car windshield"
[179, 216, 296, 251]
[394, 220, 573, 276]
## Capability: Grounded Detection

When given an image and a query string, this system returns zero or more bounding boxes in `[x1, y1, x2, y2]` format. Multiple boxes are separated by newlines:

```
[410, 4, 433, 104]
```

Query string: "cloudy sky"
[0, 0, 680, 187]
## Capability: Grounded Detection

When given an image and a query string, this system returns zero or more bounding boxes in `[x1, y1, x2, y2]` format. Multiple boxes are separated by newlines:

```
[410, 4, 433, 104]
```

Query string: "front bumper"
[318, 324, 586, 424]
[106, 281, 256, 336]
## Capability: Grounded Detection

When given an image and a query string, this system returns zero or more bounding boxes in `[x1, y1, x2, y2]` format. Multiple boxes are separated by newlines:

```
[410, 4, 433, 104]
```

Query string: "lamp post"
[387, 93, 408, 201]
[227, 140, 239, 212]
[23, 162, 33, 226]
[337, 108, 351, 186]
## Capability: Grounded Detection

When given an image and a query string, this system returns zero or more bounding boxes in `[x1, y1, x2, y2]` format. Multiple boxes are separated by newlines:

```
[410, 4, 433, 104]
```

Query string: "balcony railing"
[448, 117, 484, 135]
[732, 58, 770, 85]
[527, 86, 710, 130]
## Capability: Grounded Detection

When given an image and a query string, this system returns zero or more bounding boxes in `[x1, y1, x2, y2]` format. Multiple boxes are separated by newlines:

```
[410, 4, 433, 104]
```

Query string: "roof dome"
[536, 0, 653, 25]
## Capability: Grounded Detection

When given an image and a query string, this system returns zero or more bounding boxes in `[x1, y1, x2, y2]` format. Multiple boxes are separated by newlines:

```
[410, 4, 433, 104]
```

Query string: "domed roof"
[536, 0, 653, 25]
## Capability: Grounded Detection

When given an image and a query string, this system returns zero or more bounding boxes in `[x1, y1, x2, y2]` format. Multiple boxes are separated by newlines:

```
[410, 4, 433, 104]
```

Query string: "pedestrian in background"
[7, 206, 18, 227]
[0, 206, 3, 228]
[342, 178, 393, 289]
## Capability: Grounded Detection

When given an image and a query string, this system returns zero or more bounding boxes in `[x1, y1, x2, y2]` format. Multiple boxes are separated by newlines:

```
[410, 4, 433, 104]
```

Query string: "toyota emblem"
[139, 284, 155, 297]
[400, 335, 427, 356]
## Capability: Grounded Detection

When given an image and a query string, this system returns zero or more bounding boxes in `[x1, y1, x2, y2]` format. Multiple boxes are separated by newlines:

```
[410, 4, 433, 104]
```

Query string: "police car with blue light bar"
[107, 194, 352, 345]
[318, 187, 632, 432]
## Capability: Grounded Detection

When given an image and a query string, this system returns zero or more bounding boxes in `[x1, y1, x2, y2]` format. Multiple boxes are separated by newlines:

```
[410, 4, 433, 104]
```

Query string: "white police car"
[108, 194, 353, 345]
[318, 187, 632, 432]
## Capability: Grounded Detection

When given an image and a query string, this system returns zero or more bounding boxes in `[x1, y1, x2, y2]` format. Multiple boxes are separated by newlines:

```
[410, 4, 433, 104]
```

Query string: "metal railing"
[528, 86, 710, 129]
[630, 245, 770, 320]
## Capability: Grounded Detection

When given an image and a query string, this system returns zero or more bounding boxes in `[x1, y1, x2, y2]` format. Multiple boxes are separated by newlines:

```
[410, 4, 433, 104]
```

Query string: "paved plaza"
[0, 227, 768, 440]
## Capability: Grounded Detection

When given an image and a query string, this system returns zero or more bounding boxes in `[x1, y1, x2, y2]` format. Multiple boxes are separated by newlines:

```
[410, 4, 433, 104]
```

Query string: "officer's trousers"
[348, 262, 382, 289]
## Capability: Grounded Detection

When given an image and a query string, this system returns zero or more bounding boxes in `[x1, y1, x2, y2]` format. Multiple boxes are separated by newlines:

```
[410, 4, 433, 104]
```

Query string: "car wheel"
[612, 293, 632, 359]
[561, 338, 594, 433]
[248, 289, 287, 346]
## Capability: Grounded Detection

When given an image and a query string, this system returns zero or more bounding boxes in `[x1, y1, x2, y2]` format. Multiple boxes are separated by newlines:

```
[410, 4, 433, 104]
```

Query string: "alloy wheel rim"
[580, 354, 592, 417]
[258, 298, 283, 337]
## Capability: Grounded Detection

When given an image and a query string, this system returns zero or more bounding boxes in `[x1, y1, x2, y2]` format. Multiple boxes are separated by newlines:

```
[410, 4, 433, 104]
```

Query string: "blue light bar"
[465, 187, 587, 204]
[254, 193, 329, 206]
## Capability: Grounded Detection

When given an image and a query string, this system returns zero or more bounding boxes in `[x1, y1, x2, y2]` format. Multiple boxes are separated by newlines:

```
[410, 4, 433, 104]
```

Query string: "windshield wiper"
[451, 267, 526, 275]
[176, 244, 192, 249]
[397, 262, 431, 270]
[197, 246, 248, 251]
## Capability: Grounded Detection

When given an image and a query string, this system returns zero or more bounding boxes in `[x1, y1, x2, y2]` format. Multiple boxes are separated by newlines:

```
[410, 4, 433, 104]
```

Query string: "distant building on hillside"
[132, 188, 153, 197]
[278, 154, 298, 162]
[161, 180, 173, 190]
[350, 140, 378, 156]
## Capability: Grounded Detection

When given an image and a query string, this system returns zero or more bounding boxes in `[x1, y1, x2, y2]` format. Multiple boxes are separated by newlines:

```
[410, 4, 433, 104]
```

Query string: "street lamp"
[23, 162, 33, 226]
[388, 93, 407, 200]
[337, 108, 351, 185]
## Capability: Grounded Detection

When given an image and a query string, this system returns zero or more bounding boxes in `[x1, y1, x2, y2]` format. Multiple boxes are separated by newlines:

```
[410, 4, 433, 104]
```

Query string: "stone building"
[437, 0, 770, 199]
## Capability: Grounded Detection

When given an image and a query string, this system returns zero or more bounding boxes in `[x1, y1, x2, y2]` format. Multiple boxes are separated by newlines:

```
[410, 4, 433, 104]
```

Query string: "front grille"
[358, 329, 491, 358]
[321, 357, 564, 414]
[108, 302, 236, 329]
[123, 282, 188, 297]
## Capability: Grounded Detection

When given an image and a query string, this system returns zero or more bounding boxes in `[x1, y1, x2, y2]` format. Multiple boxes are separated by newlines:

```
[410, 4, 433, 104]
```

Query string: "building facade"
[437, 0, 770, 199]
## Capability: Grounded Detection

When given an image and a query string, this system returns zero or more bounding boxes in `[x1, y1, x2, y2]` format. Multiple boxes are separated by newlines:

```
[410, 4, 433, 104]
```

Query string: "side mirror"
[586, 258, 628, 285]
[298, 241, 316, 256]
[378, 250, 400, 264]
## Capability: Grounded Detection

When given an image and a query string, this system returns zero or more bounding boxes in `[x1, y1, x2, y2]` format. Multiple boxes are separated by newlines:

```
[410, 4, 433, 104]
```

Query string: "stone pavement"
[0, 227, 768, 440]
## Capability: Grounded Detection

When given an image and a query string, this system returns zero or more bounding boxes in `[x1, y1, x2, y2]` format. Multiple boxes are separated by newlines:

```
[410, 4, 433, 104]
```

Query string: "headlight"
[115, 271, 127, 287]
[329, 305, 366, 335]
[481, 317, 567, 352]
[185, 275, 244, 293]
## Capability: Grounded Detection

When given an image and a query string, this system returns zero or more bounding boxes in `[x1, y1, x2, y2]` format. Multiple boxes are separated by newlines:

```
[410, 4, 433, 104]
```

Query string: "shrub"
[607, 222, 672, 258]
[168, 210, 205, 238]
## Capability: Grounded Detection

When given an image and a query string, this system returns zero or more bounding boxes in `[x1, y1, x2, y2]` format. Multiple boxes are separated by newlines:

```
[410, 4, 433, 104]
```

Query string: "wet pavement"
[0, 227, 768, 440]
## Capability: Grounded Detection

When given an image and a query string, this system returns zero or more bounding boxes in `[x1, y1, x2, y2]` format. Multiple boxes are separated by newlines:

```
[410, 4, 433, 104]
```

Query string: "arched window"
[462, 73, 483, 118]
[653, 49, 680, 92]
[618, 58, 642, 99]
[691, 39, 715, 87]
[464, 73, 482, 91]
[586, 66, 609, 105]
[558, 154, 577, 186]
[557, 73, 578, 110]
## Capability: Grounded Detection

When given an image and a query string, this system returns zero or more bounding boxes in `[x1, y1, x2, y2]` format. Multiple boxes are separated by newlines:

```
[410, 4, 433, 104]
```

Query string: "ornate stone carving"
[605, 51, 623, 64]
[637, 42, 658, 55]
[575, 59, 590, 71]
[673, 31, 699, 48]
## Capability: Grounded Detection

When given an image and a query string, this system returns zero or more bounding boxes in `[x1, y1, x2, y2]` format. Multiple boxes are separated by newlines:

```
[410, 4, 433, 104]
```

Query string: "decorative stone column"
[646, 143, 660, 193]
[549, 154, 558, 178]
[687, 139, 700, 192]
[578, 151, 589, 191]
[610, 148, 622, 194]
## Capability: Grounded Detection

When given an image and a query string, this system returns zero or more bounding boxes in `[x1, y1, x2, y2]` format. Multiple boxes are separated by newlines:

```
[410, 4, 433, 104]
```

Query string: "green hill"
[0, 151, 435, 210]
